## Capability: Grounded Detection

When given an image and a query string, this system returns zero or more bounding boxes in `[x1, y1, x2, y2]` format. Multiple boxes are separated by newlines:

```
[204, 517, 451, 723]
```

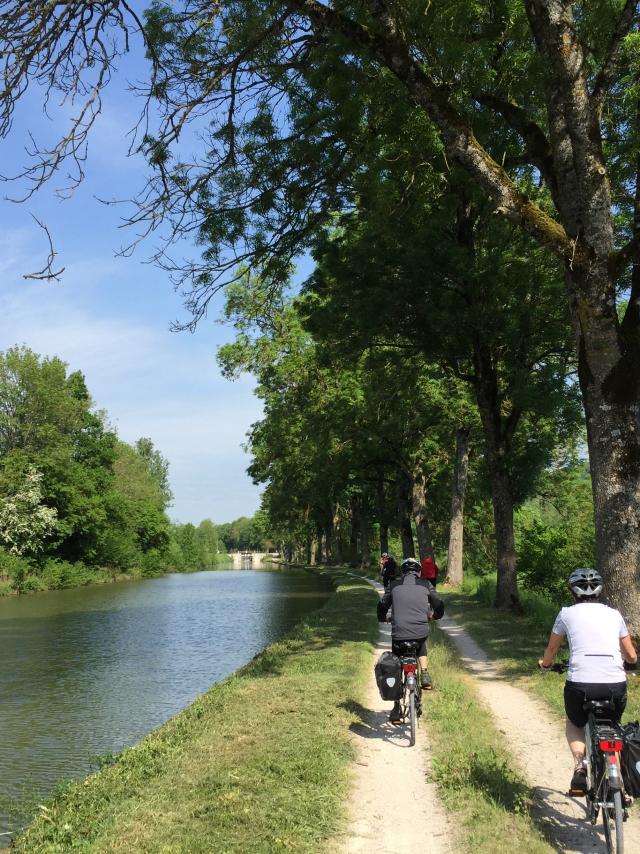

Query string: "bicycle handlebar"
[538, 661, 568, 673]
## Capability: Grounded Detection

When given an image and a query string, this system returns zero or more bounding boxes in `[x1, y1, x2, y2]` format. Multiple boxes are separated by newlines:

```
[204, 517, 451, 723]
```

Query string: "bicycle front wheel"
[602, 785, 624, 854]
[409, 690, 417, 746]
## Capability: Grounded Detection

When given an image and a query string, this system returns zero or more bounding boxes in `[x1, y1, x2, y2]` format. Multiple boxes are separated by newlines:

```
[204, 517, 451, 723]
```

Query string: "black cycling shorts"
[392, 637, 427, 658]
[564, 680, 627, 728]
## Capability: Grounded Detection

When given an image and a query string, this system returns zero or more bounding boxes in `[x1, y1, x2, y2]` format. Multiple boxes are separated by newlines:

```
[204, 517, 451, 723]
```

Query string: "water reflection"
[0, 568, 331, 833]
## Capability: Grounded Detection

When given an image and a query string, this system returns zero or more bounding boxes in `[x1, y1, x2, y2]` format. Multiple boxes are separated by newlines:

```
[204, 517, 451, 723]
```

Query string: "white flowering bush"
[0, 469, 58, 556]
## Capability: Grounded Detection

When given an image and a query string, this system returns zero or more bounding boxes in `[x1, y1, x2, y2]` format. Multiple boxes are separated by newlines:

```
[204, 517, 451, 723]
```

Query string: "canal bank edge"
[0, 555, 236, 598]
[11, 571, 378, 853]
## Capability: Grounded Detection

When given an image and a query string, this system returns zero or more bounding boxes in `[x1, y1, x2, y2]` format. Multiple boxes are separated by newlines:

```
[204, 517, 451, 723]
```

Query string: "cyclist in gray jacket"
[377, 557, 445, 722]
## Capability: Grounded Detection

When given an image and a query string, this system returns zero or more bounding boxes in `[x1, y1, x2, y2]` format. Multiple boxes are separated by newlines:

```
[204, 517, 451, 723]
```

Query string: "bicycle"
[394, 640, 423, 746]
[544, 663, 629, 854]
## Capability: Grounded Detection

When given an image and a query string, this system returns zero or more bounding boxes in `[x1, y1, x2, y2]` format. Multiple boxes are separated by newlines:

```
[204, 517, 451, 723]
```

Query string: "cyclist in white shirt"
[538, 568, 638, 794]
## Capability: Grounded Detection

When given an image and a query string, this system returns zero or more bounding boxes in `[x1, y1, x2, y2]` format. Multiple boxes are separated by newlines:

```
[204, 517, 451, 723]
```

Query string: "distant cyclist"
[538, 568, 638, 794]
[420, 555, 438, 588]
[377, 557, 444, 723]
[380, 553, 398, 591]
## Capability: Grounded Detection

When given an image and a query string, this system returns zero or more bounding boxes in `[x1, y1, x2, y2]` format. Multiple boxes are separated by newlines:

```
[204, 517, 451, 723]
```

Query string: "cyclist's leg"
[388, 636, 403, 724]
[416, 638, 432, 689]
[565, 682, 588, 793]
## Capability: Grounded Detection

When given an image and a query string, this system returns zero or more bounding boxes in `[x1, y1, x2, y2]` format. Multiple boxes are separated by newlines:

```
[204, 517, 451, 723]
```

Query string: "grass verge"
[13, 573, 378, 854]
[425, 625, 555, 854]
[444, 583, 640, 722]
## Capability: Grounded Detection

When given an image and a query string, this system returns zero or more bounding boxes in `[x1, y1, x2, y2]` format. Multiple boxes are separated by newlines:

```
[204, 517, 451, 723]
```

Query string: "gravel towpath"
[339, 579, 453, 854]
[439, 615, 640, 853]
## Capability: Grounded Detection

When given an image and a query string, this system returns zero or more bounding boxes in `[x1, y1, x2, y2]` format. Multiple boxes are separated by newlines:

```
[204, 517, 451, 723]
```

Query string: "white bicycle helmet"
[400, 557, 421, 574]
[568, 567, 603, 598]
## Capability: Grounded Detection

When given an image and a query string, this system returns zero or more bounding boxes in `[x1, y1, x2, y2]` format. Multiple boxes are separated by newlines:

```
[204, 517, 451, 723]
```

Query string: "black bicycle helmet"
[400, 557, 421, 574]
[568, 567, 603, 598]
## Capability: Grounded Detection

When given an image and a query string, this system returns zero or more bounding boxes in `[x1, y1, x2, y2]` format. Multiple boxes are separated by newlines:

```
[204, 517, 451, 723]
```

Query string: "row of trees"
[0, 347, 234, 590]
[2, 1, 639, 628]
[220, 262, 592, 605]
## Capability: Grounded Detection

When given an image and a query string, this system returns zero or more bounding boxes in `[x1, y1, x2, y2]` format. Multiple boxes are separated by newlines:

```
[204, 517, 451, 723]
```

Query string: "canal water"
[0, 567, 332, 835]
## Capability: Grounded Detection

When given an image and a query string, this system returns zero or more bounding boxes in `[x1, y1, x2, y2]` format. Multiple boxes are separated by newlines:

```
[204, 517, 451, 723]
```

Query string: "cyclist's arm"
[539, 631, 564, 669]
[428, 589, 445, 620]
[621, 634, 638, 664]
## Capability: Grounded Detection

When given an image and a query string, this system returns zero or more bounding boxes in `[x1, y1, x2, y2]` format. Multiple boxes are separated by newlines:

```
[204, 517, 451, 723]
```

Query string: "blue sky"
[0, 40, 308, 525]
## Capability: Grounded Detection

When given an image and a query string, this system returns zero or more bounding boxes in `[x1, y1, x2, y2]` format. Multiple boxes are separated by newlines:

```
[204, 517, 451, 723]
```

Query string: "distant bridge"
[231, 552, 268, 569]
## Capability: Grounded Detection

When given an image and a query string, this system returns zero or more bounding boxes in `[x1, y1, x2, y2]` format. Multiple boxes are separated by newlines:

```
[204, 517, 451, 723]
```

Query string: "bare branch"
[22, 214, 65, 281]
[0, 0, 144, 194]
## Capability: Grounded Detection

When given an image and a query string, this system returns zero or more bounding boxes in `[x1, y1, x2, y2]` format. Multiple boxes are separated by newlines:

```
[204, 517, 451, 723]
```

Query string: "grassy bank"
[444, 579, 640, 721]
[425, 625, 555, 854]
[12, 573, 378, 853]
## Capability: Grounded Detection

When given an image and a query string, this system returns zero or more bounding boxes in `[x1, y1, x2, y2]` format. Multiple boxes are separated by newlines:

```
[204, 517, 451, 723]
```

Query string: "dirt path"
[439, 615, 640, 853]
[339, 580, 453, 854]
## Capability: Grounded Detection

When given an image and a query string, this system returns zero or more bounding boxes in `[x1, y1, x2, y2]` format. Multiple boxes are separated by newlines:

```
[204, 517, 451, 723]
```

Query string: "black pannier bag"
[621, 721, 640, 797]
[374, 652, 403, 701]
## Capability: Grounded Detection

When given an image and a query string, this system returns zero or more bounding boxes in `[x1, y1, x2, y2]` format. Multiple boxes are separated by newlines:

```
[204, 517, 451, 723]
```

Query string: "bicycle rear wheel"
[409, 690, 417, 746]
[602, 785, 624, 854]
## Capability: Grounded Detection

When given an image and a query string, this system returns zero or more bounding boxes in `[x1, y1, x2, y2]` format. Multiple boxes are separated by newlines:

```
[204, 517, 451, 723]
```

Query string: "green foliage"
[134, 438, 173, 509]
[216, 514, 270, 551]
[516, 463, 595, 606]
[0, 346, 179, 592]
[0, 548, 34, 592]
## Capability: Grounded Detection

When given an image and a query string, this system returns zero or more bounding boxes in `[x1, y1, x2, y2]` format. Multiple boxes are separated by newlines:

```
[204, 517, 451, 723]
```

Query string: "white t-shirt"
[552, 602, 629, 683]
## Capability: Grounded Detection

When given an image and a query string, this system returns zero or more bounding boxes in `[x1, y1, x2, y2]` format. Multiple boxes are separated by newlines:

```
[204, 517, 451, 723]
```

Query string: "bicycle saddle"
[396, 640, 420, 654]
[583, 698, 616, 717]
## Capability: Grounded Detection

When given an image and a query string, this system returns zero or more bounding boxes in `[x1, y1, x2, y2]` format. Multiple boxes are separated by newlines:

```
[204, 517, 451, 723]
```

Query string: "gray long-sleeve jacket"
[377, 571, 445, 640]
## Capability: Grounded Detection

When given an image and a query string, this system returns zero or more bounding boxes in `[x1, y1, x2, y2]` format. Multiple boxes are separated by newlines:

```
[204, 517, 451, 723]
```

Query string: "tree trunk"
[446, 427, 470, 587]
[473, 343, 520, 610]
[376, 468, 389, 554]
[319, 524, 329, 565]
[349, 494, 359, 567]
[333, 506, 344, 565]
[568, 267, 640, 635]
[396, 468, 415, 559]
[412, 466, 434, 561]
[360, 496, 371, 570]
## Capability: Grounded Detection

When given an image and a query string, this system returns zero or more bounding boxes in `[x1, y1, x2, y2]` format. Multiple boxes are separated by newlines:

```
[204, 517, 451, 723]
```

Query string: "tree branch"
[475, 93, 554, 186]
[286, 0, 577, 264]
[592, 0, 640, 114]
[22, 215, 65, 281]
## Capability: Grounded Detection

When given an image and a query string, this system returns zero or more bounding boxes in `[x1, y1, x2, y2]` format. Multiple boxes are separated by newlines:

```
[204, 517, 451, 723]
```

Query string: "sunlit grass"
[425, 627, 555, 854]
